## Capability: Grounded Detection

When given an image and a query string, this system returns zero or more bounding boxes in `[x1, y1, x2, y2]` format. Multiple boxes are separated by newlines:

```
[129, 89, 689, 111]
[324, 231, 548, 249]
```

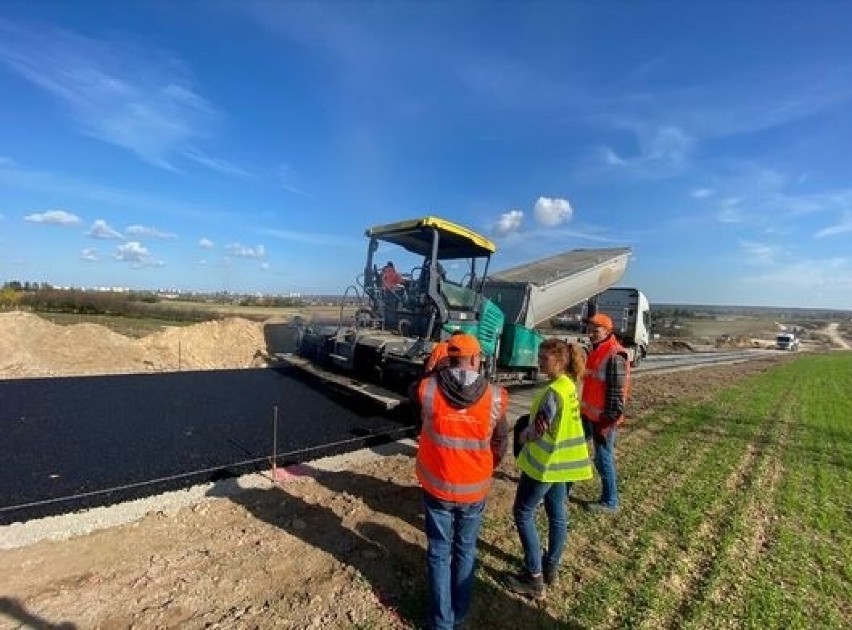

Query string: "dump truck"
[483, 265, 650, 366]
[279, 216, 646, 409]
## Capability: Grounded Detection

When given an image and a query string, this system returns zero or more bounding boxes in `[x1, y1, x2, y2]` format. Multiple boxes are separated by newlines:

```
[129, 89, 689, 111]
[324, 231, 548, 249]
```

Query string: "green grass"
[468, 354, 852, 630]
[27, 301, 357, 338]
[154, 299, 354, 320]
[34, 311, 195, 338]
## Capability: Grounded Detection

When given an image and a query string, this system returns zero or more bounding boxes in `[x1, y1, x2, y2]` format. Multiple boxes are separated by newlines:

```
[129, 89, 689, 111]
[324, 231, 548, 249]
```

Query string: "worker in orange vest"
[380, 261, 404, 290]
[415, 333, 509, 630]
[581, 313, 631, 513]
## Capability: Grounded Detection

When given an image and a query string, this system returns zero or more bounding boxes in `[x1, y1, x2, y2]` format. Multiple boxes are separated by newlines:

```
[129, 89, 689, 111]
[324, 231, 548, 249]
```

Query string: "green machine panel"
[499, 324, 543, 368]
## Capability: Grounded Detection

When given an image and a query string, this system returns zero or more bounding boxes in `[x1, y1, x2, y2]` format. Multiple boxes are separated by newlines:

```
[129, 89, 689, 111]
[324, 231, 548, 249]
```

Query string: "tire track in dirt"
[634, 385, 794, 630]
[686, 413, 791, 628]
[472, 405, 722, 625]
[556, 405, 739, 626]
[576, 380, 783, 629]
[465, 365, 788, 627]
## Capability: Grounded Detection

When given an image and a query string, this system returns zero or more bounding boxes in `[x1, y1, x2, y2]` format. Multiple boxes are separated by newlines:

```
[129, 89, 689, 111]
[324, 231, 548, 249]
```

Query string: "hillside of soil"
[0, 312, 269, 379]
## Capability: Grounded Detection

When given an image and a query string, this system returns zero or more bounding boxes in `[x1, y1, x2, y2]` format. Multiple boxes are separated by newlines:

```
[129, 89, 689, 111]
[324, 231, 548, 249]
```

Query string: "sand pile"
[0, 312, 269, 379]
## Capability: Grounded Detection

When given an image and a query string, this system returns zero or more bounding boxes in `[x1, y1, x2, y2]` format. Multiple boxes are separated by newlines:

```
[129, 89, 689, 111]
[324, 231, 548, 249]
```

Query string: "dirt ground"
[0, 313, 803, 629]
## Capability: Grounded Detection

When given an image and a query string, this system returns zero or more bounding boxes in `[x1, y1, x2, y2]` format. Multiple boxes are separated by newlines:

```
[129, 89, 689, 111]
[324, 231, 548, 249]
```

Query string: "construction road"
[0, 349, 774, 525]
[0, 367, 408, 525]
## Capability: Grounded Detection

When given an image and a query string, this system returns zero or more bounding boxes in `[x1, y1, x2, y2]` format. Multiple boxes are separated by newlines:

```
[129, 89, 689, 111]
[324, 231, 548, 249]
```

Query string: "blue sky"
[1, 2, 851, 308]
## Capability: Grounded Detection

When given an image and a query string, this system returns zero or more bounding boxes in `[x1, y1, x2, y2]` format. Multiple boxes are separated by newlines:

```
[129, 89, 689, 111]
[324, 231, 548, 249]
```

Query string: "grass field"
[32, 302, 358, 338]
[684, 316, 778, 339]
[34, 311, 195, 338]
[153, 299, 354, 321]
[474, 354, 851, 629]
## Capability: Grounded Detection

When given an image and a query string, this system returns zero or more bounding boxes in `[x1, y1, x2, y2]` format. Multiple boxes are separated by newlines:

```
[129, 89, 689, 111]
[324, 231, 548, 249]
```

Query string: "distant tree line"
[234, 295, 306, 308]
[0, 285, 215, 322]
[128, 291, 305, 309]
[1, 283, 309, 322]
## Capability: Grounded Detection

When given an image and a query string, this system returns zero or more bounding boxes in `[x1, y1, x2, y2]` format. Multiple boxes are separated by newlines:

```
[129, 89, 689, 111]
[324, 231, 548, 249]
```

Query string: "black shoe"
[543, 564, 559, 586]
[587, 502, 618, 514]
[506, 569, 545, 600]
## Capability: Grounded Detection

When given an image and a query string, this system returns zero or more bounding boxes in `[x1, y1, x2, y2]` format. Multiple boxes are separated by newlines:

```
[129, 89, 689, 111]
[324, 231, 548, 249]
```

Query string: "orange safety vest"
[581, 335, 631, 424]
[416, 375, 507, 503]
[424, 341, 449, 373]
[381, 266, 403, 289]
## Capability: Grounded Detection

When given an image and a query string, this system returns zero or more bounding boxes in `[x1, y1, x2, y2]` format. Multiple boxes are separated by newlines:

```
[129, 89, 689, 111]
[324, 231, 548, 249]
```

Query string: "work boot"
[587, 502, 618, 514]
[541, 551, 559, 586]
[505, 569, 545, 600]
[543, 563, 559, 586]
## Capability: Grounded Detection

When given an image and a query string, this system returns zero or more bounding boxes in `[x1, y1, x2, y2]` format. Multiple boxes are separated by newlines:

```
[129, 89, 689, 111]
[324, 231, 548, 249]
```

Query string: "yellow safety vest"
[517, 375, 592, 483]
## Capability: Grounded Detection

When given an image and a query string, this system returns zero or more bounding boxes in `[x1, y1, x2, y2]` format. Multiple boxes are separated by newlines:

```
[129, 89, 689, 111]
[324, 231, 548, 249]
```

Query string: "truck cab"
[776, 333, 799, 351]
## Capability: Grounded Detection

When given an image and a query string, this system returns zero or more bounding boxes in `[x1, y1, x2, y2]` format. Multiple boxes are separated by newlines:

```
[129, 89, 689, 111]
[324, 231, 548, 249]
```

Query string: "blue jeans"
[512, 473, 571, 575]
[423, 492, 486, 630]
[584, 418, 619, 508]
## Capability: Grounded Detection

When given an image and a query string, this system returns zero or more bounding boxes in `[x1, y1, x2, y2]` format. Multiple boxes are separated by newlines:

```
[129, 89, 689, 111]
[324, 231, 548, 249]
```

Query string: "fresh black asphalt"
[0, 367, 415, 525]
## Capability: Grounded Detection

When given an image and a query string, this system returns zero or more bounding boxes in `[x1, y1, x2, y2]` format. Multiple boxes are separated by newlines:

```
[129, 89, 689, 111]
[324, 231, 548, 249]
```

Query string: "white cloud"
[0, 18, 236, 172]
[0, 159, 250, 225]
[494, 210, 523, 235]
[276, 163, 314, 198]
[115, 241, 148, 262]
[597, 125, 693, 180]
[534, 197, 573, 227]
[600, 147, 626, 166]
[716, 208, 742, 223]
[80, 247, 98, 261]
[646, 125, 692, 162]
[260, 262, 270, 270]
[24, 209, 82, 225]
[677, 163, 852, 233]
[691, 188, 713, 198]
[114, 241, 162, 267]
[741, 258, 852, 293]
[125, 224, 177, 239]
[814, 212, 852, 239]
[225, 243, 266, 259]
[199, 237, 214, 249]
[257, 229, 346, 246]
[182, 148, 249, 178]
[87, 219, 123, 239]
[739, 239, 777, 265]
[716, 198, 744, 223]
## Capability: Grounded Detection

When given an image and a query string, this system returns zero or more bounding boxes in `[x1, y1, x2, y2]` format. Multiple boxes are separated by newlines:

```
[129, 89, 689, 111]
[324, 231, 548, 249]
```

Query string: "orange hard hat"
[585, 313, 613, 331]
[447, 333, 481, 357]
